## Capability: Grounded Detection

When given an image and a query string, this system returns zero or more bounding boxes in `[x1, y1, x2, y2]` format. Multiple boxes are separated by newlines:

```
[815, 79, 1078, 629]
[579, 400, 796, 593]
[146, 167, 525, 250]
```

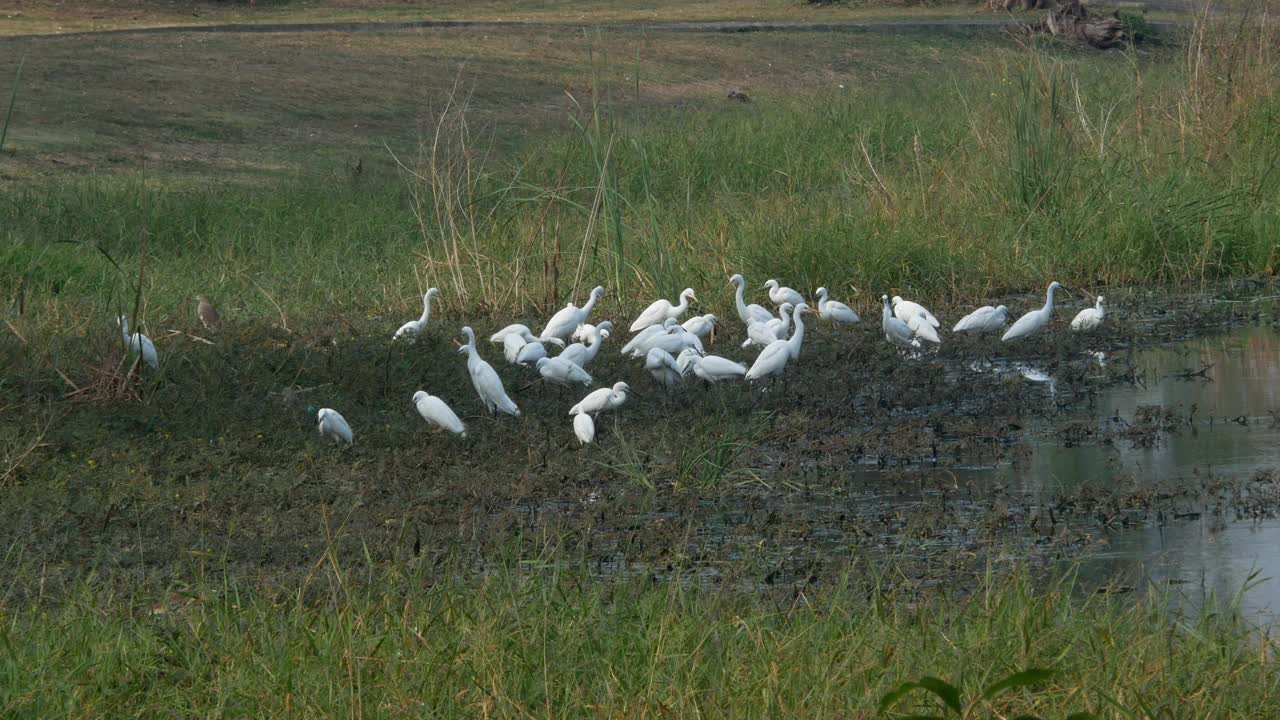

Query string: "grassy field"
[3, 1, 1280, 715]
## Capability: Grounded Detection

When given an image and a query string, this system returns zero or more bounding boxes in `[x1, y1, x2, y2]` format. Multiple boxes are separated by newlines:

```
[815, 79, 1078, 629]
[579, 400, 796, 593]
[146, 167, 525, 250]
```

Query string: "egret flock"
[115, 276, 1106, 448]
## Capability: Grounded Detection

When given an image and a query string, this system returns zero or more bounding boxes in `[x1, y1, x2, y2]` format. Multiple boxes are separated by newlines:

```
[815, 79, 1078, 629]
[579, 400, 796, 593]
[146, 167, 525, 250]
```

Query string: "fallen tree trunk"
[991, 0, 1127, 49]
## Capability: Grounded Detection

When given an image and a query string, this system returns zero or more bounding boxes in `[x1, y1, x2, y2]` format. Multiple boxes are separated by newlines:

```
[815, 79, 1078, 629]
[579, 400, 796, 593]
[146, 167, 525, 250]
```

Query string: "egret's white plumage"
[763, 279, 804, 307]
[459, 326, 521, 416]
[118, 314, 159, 369]
[574, 413, 595, 445]
[620, 319, 678, 357]
[1002, 282, 1063, 342]
[745, 338, 792, 382]
[630, 288, 696, 333]
[412, 391, 466, 437]
[676, 347, 701, 378]
[681, 314, 717, 339]
[569, 382, 631, 416]
[515, 341, 550, 367]
[908, 312, 941, 344]
[690, 354, 747, 383]
[882, 296, 919, 349]
[393, 288, 441, 342]
[559, 321, 613, 367]
[640, 325, 703, 357]
[537, 357, 593, 387]
[815, 287, 860, 324]
[1071, 296, 1105, 332]
[540, 286, 605, 342]
[891, 296, 940, 328]
[503, 333, 528, 364]
[784, 304, 810, 361]
[729, 274, 773, 325]
[953, 305, 1009, 334]
[316, 408, 353, 445]
[490, 324, 563, 347]
[645, 347, 684, 389]
[742, 304, 792, 349]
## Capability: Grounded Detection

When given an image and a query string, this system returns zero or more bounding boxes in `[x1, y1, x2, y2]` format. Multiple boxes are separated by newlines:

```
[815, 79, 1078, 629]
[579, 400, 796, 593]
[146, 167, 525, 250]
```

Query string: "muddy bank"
[1, 281, 1277, 604]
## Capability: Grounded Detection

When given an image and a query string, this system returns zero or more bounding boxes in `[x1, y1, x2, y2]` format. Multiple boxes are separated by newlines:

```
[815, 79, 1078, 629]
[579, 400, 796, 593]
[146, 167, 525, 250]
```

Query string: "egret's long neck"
[1096, 298, 1105, 315]
[419, 295, 432, 323]
[581, 292, 599, 318]
[779, 309, 792, 332]
[735, 282, 748, 316]
[881, 301, 891, 324]
[790, 312, 806, 348]
[119, 317, 129, 338]
[818, 290, 828, 309]
[1043, 286, 1057, 313]
[673, 294, 689, 316]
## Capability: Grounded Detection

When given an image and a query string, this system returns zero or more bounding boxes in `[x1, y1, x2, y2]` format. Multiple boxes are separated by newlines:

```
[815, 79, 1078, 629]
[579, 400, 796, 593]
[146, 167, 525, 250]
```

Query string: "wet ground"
[2, 281, 1278, 614]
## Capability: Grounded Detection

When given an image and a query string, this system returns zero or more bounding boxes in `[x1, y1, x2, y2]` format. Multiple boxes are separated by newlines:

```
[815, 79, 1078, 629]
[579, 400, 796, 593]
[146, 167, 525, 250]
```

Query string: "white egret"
[952, 305, 1009, 334]
[316, 408, 353, 445]
[569, 382, 631, 416]
[1071, 296, 1105, 332]
[745, 338, 792, 382]
[393, 288, 441, 342]
[412, 391, 466, 437]
[620, 319, 678, 357]
[515, 341, 550, 367]
[559, 321, 614, 367]
[763, 279, 804, 307]
[784, 303, 811, 360]
[815, 287, 860, 324]
[630, 288, 697, 332]
[729, 274, 773, 325]
[891, 296, 940, 328]
[675, 347, 702, 377]
[908, 312, 941, 344]
[540, 286, 606, 342]
[742, 303, 792, 349]
[645, 347, 684, 389]
[681, 314, 717, 340]
[1002, 282, 1063, 342]
[641, 325, 703, 357]
[574, 413, 595, 445]
[118, 314, 158, 369]
[459, 326, 521, 416]
[690, 354, 747, 383]
[882, 296, 919, 349]
[490, 324, 564, 347]
[503, 333, 528, 365]
[536, 357, 593, 387]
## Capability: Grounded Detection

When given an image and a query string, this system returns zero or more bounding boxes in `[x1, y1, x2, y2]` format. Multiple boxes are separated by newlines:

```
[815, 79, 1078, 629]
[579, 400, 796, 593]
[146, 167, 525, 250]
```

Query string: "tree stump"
[994, 0, 1127, 49]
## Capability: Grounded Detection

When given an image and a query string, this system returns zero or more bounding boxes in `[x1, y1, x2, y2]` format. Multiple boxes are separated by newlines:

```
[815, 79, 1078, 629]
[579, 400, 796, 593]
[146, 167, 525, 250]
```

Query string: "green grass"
[2, 563, 1276, 717]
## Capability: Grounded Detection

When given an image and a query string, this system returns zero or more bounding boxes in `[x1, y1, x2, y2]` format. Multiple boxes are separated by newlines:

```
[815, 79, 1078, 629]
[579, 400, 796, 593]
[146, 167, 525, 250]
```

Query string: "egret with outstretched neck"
[394, 288, 441, 342]
[630, 288, 696, 332]
[459, 326, 521, 416]
[730, 274, 773, 325]
[1002, 282, 1063, 342]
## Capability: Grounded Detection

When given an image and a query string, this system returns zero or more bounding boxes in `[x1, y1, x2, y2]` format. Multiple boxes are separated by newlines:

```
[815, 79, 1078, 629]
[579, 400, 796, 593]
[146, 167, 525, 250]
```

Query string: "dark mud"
[2, 280, 1278, 605]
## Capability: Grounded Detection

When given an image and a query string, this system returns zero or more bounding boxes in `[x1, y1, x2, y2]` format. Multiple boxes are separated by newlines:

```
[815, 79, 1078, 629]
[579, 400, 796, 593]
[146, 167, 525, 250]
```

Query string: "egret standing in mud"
[882, 296, 919, 349]
[630, 288, 697, 333]
[743, 303, 792, 349]
[644, 347, 684, 390]
[315, 407, 353, 445]
[892, 296, 940, 328]
[539, 286, 605, 342]
[1071, 296, 1106, 332]
[574, 413, 595, 445]
[394, 288, 441, 342]
[118, 314, 158, 369]
[458, 326, 521, 416]
[814, 287, 860, 325]
[569, 382, 631, 416]
[536, 357, 593, 388]
[1002, 282, 1064, 342]
[953, 305, 1009, 334]
[412, 391, 466, 437]
[558, 321, 613, 367]
[729, 274, 773, 325]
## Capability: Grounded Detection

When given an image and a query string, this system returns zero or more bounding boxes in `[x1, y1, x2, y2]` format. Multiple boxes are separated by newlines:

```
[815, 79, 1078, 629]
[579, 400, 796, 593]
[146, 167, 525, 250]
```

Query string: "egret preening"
[621, 319, 678, 357]
[490, 324, 563, 347]
[394, 288, 441, 342]
[316, 408, 353, 445]
[689, 354, 747, 383]
[536, 357, 593, 387]
[645, 347, 684, 389]
[908, 312, 941, 344]
[459, 326, 521, 416]
[676, 347, 701, 377]
[729, 274, 773, 325]
[814, 287, 860, 324]
[196, 295, 221, 330]
[569, 382, 631, 416]
[892, 296, 940, 328]
[743, 303, 792, 349]
[118, 314, 158, 369]
[540, 286, 605, 342]
[574, 413, 595, 445]
[412, 391, 466, 437]
[882, 296, 920, 349]
[630, 288, 697, 333]
[515, 341, 550, 367]
[1071, 296, 1105, 332]
[763, 279, 804, 307]
[559, 321, 614, 367]
[681, 314, 717, 340]
[953, 305, 1009, 334]
[1002, 282, 1063, 342]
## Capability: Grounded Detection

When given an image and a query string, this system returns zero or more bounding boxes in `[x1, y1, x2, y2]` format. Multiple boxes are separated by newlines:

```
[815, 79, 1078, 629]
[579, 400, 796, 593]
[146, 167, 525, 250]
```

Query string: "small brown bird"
[196, 295, 221, 329]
